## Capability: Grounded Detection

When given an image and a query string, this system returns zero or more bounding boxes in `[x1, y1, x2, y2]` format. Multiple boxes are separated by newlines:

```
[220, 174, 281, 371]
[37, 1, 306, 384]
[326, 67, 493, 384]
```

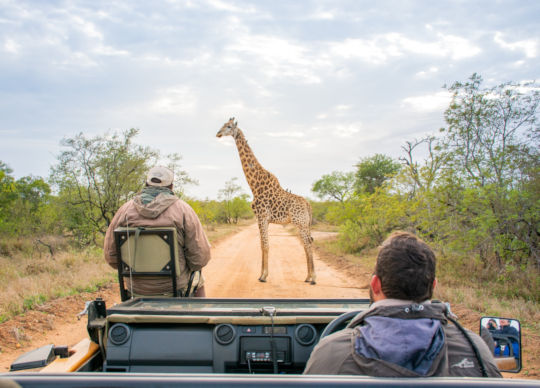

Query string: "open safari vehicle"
[2, 227, 531, 387]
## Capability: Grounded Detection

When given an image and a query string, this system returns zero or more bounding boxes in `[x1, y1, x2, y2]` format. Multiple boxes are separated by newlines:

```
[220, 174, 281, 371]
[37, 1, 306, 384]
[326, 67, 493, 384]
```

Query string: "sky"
[1, 0, 538, 200]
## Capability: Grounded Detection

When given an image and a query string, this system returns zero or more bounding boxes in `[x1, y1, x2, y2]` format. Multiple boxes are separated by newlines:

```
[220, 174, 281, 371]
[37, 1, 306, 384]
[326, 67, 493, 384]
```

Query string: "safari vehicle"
[1, 227, 532, 387]
[3, 297, 532, 388]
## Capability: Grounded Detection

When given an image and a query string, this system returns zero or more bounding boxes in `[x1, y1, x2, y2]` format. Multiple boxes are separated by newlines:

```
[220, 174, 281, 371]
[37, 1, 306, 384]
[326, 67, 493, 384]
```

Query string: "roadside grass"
[0, 222, 248, 324]
[0, 243, 115, 323]
[204, 219, 255, 244]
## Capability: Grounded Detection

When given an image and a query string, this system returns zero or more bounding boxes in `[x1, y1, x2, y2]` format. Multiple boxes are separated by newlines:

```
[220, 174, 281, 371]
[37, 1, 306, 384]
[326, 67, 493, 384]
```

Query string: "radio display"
[263, 326, 286, 334]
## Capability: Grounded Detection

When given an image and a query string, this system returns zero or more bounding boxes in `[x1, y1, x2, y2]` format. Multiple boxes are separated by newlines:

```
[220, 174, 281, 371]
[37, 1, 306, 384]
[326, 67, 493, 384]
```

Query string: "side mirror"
[480, 316, 521, 373]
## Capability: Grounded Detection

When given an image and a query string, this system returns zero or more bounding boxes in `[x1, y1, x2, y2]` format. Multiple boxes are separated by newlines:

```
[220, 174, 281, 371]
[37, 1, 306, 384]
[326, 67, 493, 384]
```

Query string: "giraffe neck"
[233, 128, 276, 193]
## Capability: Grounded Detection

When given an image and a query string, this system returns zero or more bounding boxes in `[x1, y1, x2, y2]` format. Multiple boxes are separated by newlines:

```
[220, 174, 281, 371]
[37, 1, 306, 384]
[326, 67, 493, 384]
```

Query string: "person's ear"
[433, 278, 437, 291]
[370, 275, 385, 300]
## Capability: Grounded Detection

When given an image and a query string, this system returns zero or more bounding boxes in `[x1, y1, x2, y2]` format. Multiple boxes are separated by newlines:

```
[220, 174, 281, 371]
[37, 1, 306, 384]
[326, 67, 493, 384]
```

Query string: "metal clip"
[445, 302, 458, 319]
[77, 301, 92, 320]
[261, 306, 276, 317]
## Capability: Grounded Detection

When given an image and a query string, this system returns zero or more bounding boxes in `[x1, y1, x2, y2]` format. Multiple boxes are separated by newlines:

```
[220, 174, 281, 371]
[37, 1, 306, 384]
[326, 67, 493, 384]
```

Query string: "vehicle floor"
[0, 223, 538, 379]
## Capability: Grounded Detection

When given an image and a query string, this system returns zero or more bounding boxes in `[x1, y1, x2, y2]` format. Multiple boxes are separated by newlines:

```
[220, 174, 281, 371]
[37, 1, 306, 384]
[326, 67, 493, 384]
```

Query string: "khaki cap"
[146, 166, 174, 187]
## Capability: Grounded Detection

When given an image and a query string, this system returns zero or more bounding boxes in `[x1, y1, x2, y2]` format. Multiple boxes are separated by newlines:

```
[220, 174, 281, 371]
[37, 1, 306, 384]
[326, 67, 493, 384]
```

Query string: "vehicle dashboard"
[102, 298, 370, 374]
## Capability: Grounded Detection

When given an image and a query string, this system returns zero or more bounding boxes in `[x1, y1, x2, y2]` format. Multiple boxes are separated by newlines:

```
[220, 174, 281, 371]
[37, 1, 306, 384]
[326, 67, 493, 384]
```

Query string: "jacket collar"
[347, 300, 448, 328]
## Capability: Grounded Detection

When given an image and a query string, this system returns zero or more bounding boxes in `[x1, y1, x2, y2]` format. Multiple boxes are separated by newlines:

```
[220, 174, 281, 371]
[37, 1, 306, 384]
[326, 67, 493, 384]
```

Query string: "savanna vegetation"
[0, 130, 253, 323]
[312, 74, 539, 328]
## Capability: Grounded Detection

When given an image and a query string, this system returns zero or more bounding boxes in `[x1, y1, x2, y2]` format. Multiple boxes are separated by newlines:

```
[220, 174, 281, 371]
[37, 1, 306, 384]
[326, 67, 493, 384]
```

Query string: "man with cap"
[304, 231, 501, 377]
[104, 166, 211, 297]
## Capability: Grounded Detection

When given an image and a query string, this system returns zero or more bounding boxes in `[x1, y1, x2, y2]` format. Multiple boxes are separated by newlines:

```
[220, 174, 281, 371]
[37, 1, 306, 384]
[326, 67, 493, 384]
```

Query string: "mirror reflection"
[480, 317, 521, 372]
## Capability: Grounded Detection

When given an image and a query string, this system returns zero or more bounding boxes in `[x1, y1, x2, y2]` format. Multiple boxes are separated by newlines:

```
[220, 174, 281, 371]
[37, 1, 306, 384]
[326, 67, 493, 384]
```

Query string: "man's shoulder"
[304, 328, 355, 374]
[444, 320, 502, 377]
[321, 327, 355, 344]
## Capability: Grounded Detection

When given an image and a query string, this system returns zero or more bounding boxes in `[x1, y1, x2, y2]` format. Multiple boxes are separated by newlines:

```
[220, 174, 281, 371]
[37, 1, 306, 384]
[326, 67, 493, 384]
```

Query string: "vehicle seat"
[114, 227, 200, 301]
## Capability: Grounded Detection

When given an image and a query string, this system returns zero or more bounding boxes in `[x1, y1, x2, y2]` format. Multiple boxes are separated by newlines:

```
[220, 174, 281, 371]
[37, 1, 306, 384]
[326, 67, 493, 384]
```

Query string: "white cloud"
[71, 15, 103, 40]
[402, 91, 451, 113]
[329, 32, 480, 64]
[193, 164, 222, 170]
[4, 38, 20, 54]
[334, 122, 361, 137]
[266, 131, 305, 138]
[315, 105, 354, 122]
[205, 0, 257, 13]
[94, 45, 129, 56]
[392, 33, 480, 60]
[329, 37, 400, 64]
[214, 136, 236, 147]
[416, 66, 439, 78]
[494, 32, 538, 58]
[309, 122, 362, 139]
[150, 87, 198, 114]
[53, 51, 99, 68]
[307, 10, 335, 20]
[226, 34, 329, 84]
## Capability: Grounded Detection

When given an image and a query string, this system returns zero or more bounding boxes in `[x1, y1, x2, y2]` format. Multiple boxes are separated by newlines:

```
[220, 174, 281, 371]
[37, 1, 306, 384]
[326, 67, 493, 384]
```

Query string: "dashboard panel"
[104, 321, 324, 373]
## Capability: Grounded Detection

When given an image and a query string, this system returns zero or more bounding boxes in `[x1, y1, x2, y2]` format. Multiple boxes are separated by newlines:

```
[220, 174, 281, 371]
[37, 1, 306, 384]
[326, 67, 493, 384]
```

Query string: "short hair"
[375, 231, 436, 302]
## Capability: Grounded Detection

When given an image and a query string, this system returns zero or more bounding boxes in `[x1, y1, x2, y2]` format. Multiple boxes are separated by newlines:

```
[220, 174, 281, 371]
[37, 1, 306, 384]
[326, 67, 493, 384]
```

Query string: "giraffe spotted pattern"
[217, 118, 316, 284]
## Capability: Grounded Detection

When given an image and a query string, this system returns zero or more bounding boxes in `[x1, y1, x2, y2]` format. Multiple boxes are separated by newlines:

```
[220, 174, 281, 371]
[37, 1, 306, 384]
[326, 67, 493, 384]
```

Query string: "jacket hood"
[133, 192, 178, 219]
[354, 316, 444, 375]
[351, 302, 448, 376]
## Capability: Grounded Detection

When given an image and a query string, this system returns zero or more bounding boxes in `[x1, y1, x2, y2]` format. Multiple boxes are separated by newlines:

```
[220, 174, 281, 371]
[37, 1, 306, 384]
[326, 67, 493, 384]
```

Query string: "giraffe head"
[216, 117, 238, 138]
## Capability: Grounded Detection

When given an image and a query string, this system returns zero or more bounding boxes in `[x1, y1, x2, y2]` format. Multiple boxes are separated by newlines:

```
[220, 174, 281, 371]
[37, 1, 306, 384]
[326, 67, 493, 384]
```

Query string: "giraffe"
[216, 118, 316, 285]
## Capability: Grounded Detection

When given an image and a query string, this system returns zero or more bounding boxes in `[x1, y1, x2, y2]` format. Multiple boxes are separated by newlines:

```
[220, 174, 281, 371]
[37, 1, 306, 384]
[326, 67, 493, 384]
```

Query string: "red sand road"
[204, 223, 368, 298]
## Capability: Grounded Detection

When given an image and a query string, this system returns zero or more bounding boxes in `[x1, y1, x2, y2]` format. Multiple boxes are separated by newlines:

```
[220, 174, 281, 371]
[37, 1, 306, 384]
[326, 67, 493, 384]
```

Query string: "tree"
[50, 129, 193, 243]
[0, 162, 17, 228]
[0, 162, 57, 236]
[312, 171, 355, 202]
[218, 178, 251, 223]
[229, 195, 252, 223]
[399, 136, 444, 196]
[355, 154, 401, 194]
[441, 73, 539, 188]
[438, 74, 540, 268]
[11, 176, 52, 235]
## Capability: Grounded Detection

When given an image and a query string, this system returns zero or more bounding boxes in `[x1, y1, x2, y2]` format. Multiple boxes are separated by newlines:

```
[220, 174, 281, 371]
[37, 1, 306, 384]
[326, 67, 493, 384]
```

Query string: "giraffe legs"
[299, 226, 316, 285]
[257, 218, 270, 282]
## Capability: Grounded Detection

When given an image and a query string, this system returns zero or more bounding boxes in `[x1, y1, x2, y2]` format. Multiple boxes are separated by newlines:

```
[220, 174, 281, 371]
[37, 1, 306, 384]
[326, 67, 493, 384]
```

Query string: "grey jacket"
[304, 299, 501, 377]
[104, 190, 211, 294]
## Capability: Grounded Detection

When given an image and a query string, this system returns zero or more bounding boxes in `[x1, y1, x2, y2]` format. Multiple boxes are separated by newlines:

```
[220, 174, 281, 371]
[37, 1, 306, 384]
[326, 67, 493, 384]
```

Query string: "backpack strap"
[438, 301, 488, 377]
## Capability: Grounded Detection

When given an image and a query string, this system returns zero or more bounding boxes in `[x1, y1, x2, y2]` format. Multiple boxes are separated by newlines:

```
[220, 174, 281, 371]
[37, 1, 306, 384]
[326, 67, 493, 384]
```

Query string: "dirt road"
[0, 222, 367, 371]
[205, 223, 368, 298]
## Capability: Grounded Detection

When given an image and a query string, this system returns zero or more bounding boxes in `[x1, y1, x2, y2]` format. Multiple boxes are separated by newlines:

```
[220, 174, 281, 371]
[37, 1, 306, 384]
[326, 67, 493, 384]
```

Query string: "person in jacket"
[104, 166, 211, 297]
[494, 319, 520, 361]
[487, 319, 499, 332]
[304, 231, 501, 377]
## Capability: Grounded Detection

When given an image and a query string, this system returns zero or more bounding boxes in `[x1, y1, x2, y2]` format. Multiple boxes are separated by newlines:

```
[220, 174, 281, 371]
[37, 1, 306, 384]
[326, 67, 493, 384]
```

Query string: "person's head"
[146, 166, 174, 189]
[499, 319, 509, 327]
[370, 231, 437, 303]
[488, 319, 498, 329]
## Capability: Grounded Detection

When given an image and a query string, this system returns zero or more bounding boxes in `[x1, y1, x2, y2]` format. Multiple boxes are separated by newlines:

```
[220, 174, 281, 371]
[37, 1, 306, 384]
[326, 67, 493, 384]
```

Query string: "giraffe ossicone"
[216, 118, 316, 285]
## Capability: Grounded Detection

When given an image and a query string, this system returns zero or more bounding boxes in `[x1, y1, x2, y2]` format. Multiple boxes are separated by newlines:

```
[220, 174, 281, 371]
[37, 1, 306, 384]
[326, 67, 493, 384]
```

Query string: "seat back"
[114, 227, 187, 301]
